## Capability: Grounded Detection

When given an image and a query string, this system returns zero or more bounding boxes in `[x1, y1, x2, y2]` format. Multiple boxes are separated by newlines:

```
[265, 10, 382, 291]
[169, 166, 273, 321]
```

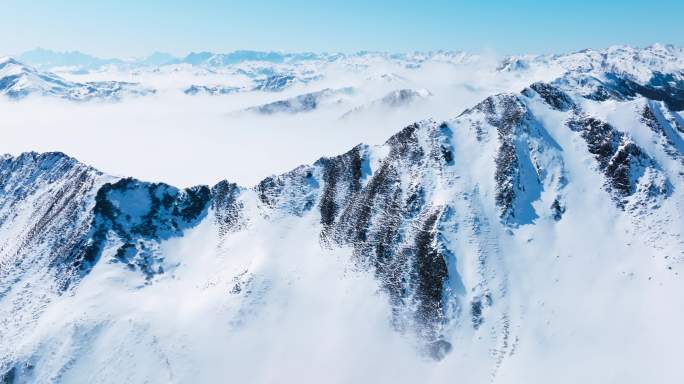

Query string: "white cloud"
[0, 55, 559, 188]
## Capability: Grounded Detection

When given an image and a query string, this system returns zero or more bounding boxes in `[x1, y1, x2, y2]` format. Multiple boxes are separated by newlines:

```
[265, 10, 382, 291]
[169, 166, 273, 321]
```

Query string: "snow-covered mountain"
[183, 84, 243, 95]
[499, 43, 684, 79]
[10, 44, 683, 105]
[0, 57, 155, 101]
[20, 44, 683, 75]
[499, 44, 684, 110]
[19, 48, 124, 71]
[16, 49, 480, 71]
[245, 87, 354, 115]
[341, 88, 432, 119]
[2, 45, 684, 383]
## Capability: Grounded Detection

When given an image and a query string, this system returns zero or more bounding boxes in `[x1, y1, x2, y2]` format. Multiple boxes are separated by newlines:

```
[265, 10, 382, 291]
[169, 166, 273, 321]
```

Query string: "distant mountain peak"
[0, 56, 155, 101]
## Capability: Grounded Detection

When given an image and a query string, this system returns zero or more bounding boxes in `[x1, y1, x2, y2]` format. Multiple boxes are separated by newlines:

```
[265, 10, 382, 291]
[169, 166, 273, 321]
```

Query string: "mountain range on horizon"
[13, 42, 684, 70]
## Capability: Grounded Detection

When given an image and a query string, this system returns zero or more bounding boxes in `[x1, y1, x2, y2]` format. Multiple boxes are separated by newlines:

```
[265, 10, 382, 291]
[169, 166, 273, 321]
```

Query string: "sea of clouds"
[1, 53, 557, 188]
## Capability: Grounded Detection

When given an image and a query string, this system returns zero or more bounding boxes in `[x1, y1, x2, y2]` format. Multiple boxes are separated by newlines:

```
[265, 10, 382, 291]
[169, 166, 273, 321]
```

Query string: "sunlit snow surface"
[1, 45, 684, 383]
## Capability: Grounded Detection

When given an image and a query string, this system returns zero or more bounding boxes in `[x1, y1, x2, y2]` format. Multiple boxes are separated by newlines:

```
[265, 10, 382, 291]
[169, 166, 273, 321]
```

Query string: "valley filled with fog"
[3, 49, 551, 187]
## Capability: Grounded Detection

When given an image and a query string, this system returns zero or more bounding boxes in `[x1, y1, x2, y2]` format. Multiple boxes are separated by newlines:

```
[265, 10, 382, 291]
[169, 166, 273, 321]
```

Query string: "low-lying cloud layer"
[2, 54, 550, 188]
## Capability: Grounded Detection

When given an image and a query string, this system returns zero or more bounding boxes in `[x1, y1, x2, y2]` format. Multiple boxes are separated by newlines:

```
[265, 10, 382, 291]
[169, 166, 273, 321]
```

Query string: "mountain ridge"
[1, 59, 684, 382]
[0, 57, 155, 101]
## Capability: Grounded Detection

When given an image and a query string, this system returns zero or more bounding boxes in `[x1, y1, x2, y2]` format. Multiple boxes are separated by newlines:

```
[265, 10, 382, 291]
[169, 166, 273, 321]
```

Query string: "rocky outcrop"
[468, 93, 567, 225]
[245, 121, 460, 356]
[524, 81, 672, 208]
[641, 102, 684, 162]
[75, 178, 211, 278]
[522, 82, 576, 111]
[211, 181, 245, 236]
[568, 115, 670, 206]
[252, 74, 296, 92]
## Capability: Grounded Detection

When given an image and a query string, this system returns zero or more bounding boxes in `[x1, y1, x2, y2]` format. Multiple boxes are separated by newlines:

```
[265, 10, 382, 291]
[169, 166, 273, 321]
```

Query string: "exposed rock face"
[252, 74, 296, 92]
[211, 181, 245, 236]
[249, 93, 570, 354]
[465, 93, 566, 225]
[475, 95, 529, 223]
[641, 102, 684, 163]
[522, 82, 576, 112]
[324, 124, 454, 348]
[255, 165, 320, 216]
[77, 179, 212, 279]
[567, 113, 670, 205]
[249, 121, 462, 357]
[316, 146, 364, 230]
[0, 152, 107, 293]
[525, 82, 672, 208]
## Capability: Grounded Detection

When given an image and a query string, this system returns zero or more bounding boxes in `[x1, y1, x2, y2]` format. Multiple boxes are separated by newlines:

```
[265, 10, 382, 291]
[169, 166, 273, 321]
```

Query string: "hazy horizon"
[5, 42, 683, 61]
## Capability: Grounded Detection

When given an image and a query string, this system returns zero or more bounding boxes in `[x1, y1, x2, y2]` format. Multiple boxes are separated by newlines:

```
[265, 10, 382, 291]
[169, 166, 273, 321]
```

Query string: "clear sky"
[2, 0, 682, 57]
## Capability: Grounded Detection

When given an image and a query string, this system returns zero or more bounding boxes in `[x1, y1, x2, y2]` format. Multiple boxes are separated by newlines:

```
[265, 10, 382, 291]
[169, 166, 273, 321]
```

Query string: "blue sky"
[2, 0, 682, 57]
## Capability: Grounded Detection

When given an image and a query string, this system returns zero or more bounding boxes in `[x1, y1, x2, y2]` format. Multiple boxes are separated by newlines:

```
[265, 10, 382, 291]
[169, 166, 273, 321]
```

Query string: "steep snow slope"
[1, 72, 684, 383]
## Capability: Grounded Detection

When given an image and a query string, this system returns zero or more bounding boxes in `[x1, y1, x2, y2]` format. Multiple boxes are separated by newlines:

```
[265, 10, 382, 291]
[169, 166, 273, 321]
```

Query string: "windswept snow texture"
[1, 44, 684, 383]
